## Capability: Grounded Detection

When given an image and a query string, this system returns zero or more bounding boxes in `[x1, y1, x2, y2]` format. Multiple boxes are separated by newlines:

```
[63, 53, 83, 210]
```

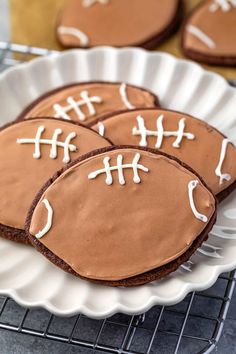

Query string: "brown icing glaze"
[91, 109, 236, 197]
[29, 147, 215, 281]
[0, 118, 110, 231]
[183, 0, 236, 57]
[20, 83, 158, 126]
[57, 0, 180, 48]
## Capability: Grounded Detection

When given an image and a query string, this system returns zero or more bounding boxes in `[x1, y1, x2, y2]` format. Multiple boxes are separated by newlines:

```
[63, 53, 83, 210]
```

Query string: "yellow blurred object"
[10, 0, 236, 79]
[10, 0, 66, 50]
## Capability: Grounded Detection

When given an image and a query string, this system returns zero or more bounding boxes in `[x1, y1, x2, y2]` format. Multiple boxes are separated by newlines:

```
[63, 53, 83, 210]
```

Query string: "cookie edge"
[15, 81, 160, 123]
[25, 144, 217, 286]
[180, 0, 236, 66]
[0, 117, 112, 244]
[56, 0, 183, 50]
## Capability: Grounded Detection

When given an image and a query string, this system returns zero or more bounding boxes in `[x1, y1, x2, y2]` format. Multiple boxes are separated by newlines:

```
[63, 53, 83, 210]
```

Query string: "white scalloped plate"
[1, 48, 236, 319]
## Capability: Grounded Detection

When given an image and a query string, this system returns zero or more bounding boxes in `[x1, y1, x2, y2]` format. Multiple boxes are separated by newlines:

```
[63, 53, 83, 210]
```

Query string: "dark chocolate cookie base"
[181, 48, 236, 67]
[15, 81, 160, 123]
[25, 145, 217, 287]
[0, 117, 112, 245]
[0, 224, 31, 245]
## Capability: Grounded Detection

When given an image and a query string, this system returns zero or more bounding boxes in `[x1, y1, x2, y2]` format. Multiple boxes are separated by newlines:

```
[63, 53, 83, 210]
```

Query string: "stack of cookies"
[0, 81, 235, 286]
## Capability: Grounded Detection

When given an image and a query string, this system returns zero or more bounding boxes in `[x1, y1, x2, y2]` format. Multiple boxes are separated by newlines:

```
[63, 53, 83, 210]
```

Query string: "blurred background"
[0, 0, 234, 79]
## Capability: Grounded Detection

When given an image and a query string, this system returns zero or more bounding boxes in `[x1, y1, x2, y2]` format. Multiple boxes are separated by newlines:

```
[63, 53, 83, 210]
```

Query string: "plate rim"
[0, 46, 236, 318]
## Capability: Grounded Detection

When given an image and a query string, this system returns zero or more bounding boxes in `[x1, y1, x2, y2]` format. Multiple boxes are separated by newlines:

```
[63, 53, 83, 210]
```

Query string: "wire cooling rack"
[0, 40, 236, 354]
[0, 272, 235, 354]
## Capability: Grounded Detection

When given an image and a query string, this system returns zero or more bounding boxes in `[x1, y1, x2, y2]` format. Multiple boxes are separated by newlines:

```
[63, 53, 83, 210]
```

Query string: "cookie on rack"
[26, 146, 216, 286]
[0, 118, 111, 244]
[90, 108, 236, 200]
[17, 82, 159, 126]
[181, 0, 236, 66]
[57, 0, 182, 49]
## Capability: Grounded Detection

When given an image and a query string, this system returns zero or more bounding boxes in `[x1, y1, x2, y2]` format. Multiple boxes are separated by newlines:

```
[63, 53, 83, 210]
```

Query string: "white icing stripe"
[188, 180, 208, 223]
[35, 199, 53, 239]
[215, 138, 232, 185]
[83, 0, 109, 7]
[57, 26, 89, 47]
[132, 115, 195, 149]
[88, 153, 149, 185]
[103, 156, 112, 185]
[97, 122, 105, 136]
[67, 97, 84, 121]
[53, 104, 71, 121]
[50, 128, 62, 159]
[186, 25, 216, 49]
[156, 115, 164, 148]
[53, 91, 103, 121]
[32, 125, 45, 159]
[17, 126, 77, 163]
[173, 118, 186, 148]
[209, 0, 236, 12]
[63, 132, 77, 163]
[117, 154, 125, 185]
[120, 83, 136, 110]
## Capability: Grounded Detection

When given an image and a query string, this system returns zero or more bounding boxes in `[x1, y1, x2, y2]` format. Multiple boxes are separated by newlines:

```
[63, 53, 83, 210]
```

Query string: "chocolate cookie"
[26, 146, 216, 286]
[0, 118, 111, 244]
[57, 0, 182, 49]
[181, 0, 236, 66]
[17, 82, 159, 126]
[90, 108, 236, 200]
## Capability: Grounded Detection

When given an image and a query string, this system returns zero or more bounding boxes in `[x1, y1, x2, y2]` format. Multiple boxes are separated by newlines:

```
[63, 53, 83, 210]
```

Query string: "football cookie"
[90, 108, 236, 200]
[0, 118, 111, 244]
[181, 0, 236, 66]
[17, 82, 159, 125]
[57, 0, 182, 49]
[26, 146, 216, 286]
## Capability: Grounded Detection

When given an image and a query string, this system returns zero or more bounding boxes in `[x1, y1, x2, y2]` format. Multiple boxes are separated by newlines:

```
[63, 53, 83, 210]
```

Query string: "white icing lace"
[17, 126, 77, 163]
[97, 122, 105, 136]
[88, 153, 149, 185]
[132, 115, 195, 149]
[119, 83, 135, 110]
[186, 25, 216, 49]
[209, 0, 236, 12]
[188, 180, 208, 223]
[215, 138, 232, 185]
[53, 91, 103, 121]
[57, 27, 89, 47]
[35, 199, 53, 239]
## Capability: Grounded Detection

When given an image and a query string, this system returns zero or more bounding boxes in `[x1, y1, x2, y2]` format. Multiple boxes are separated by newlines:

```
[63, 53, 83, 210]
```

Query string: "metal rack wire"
[0, 40, 235, 354]
[0, 272, 235, 354]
